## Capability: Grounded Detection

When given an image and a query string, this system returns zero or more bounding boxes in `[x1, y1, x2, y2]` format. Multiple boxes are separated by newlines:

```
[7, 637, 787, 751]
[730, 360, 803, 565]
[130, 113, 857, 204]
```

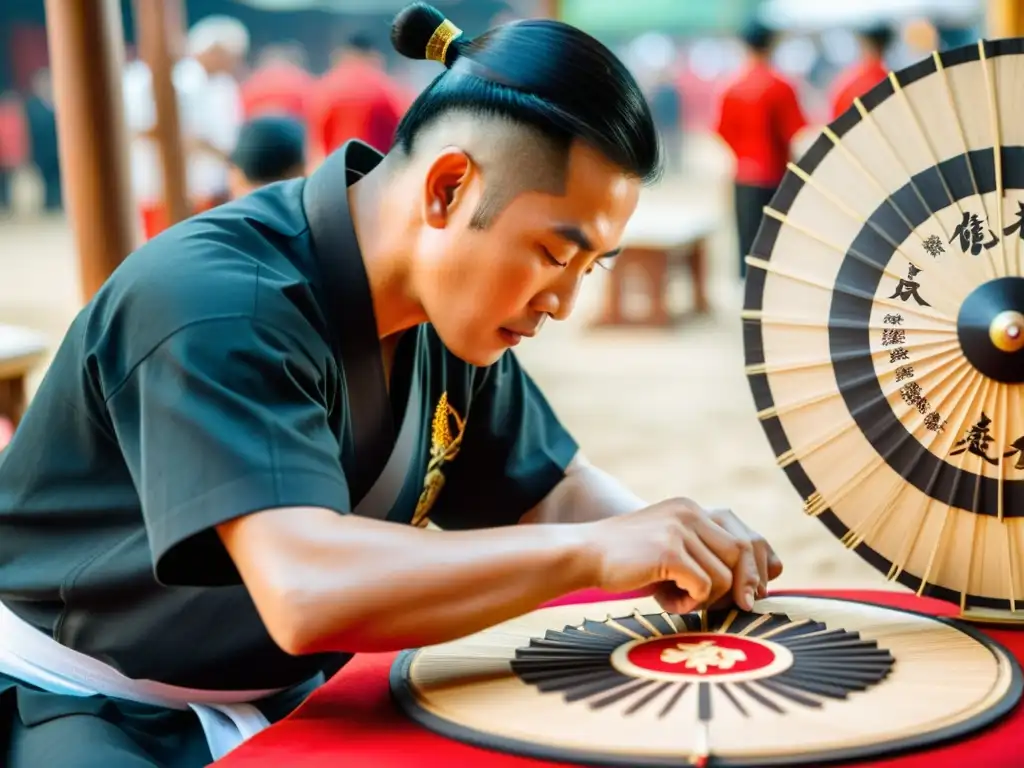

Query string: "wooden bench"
[0, 324, 48, 429]
[591, 206, 717, 328]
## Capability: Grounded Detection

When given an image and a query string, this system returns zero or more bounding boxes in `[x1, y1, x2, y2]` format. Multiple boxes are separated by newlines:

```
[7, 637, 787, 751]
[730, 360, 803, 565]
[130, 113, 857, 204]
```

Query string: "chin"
[452, 345, 505, 368]
[437, 331, 505, 368]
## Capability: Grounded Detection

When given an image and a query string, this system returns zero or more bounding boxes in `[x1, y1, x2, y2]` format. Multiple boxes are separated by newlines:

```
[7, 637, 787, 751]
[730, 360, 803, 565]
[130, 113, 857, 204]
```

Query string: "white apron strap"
[0, 601, 295, 759]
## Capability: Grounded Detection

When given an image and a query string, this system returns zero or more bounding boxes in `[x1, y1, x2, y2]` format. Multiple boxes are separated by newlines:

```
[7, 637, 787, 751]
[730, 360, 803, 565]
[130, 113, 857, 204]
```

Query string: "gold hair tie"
[425, 19, 462, 64]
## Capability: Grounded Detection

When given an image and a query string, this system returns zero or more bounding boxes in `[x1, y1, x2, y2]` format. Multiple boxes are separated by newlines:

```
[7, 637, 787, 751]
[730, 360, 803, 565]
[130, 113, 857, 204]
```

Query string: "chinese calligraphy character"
[889, 347, 910, 363]
[950, 211, 999, 255]
[889, 264, 931, 306]
[924, 411, 947, 433]
[660, 640, 747, 674]
[895, 365, 915, 382]
[1002, 202, 1024, 240]
[899, 382, 929, 414]
[950, 413, 999, 465]
[883, 313, 904, 326]
[1004, 437, 1024, 471]
[896, 380, 930, 414]
[922, 234, 945, 257]
[882, 329, 906, 346]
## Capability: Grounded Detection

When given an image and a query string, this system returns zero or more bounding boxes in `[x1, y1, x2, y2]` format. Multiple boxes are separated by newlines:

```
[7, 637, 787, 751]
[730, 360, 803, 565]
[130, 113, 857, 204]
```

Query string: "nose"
[533, 273, 584, 322]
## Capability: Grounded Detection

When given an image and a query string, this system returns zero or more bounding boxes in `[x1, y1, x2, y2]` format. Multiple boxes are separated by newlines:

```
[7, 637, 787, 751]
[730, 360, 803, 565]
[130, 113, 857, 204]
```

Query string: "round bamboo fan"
[390, 596, 1022, 767]
[742, 38, 1024, 622]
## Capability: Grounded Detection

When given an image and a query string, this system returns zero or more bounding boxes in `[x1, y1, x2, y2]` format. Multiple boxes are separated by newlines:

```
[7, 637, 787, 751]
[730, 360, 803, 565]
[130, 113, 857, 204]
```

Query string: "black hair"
[388, 2, 661, 185]
[861, 24, 894, 54]
[346, 31, 377, 53]
[230, 116, 306, 182]
[741, 20, 775, 53]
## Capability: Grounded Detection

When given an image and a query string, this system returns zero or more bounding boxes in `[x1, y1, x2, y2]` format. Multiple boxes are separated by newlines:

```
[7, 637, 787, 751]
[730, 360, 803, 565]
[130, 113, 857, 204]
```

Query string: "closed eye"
[540, 246, 568, 268]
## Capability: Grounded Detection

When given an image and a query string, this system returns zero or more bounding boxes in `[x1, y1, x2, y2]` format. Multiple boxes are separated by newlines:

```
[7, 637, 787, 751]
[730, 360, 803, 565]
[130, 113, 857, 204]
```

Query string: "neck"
[348, 156, 427, 340]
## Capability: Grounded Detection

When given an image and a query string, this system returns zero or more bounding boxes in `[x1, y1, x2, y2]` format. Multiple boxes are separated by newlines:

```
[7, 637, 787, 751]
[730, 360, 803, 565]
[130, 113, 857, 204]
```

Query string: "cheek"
[427, 239, 542, 315]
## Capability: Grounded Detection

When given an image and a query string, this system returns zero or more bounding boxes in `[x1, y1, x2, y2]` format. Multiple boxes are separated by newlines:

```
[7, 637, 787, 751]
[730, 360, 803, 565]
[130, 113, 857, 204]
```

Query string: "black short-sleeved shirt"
[0, 141, 578, 691]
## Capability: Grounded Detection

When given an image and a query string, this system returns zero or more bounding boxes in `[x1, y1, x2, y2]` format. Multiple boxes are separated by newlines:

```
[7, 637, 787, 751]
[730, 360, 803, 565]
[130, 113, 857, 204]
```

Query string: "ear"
[422, 148, 474, 230]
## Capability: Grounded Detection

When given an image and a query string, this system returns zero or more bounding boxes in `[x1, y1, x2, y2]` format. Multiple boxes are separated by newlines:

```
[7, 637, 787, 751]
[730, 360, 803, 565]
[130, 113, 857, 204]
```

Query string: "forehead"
[501, 142, 641, 246]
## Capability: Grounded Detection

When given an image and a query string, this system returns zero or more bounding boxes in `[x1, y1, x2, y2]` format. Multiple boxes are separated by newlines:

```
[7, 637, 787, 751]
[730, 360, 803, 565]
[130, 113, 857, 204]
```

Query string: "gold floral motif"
[660, 640, 747, 673]
[412, 392, 466, 526]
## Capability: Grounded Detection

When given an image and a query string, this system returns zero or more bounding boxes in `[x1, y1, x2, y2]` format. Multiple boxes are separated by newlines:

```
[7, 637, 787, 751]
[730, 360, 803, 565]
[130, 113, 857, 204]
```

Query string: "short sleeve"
[774, 81, 807, 146]
[104, 316, 350, 587]
[428, 351, 579, 529]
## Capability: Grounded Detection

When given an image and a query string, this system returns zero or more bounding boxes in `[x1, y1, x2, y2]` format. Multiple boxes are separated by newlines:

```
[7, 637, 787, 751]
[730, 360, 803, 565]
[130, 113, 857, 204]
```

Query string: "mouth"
[498, 327, 537, 346]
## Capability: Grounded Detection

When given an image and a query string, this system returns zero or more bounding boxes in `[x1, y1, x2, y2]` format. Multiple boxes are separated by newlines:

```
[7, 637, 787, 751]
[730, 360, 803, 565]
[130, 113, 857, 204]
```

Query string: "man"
[240, 44, 314, 122]
[829, 25, 893, 120]
[651, 67, 684, 177]
[0, 5, 781, 766]
[227, 116, 306, 200]
[716, 21, 806, 279]
[24, 70, 61, 212]
[0, 91, 26, 214]
[305, 32, 406, 163]
[124, 16, 249, 240]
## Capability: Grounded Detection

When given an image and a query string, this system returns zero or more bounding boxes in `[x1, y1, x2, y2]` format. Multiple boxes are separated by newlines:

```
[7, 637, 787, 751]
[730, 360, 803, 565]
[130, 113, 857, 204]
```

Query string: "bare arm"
[217, 508, 597, 656]
[520, 453, 648, 525]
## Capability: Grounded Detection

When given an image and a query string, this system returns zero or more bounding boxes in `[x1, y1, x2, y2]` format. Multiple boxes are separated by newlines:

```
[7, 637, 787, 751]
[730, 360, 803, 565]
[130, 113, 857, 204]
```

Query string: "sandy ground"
[0, 139, 899, 593]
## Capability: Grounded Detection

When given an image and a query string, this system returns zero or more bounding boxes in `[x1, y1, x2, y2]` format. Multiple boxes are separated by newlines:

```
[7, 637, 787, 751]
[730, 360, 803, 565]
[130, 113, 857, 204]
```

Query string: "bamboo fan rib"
[390, 596, 1022, 767]
[743, 38, 1024, 617]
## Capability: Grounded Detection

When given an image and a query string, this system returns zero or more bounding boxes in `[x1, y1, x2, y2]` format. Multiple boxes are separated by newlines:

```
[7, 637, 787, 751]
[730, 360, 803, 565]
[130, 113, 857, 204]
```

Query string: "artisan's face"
[414, 142, 640, 366]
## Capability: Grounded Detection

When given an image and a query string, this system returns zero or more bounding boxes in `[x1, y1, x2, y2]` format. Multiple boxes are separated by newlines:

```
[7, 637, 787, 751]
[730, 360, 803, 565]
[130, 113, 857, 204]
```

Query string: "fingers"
[681, 532, 734, 607]
[695, 511, 759, 610]
[767, 549, 784, 581]
[663, 548, 712, 608]
[653, 582, 701, 614]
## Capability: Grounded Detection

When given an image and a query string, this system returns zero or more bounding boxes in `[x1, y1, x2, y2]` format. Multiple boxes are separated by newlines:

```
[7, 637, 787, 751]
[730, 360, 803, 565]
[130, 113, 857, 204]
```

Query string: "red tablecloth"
[214, 589, 1024, 768]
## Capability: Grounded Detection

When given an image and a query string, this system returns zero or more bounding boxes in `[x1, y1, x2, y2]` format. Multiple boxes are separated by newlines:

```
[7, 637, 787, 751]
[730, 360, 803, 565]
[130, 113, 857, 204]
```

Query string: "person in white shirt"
[124, 15, 250, 240]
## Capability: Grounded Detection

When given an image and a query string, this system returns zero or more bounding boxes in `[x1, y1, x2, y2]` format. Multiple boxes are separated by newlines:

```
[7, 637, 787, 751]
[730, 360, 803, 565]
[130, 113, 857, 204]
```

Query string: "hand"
[582, 498, 783, 614]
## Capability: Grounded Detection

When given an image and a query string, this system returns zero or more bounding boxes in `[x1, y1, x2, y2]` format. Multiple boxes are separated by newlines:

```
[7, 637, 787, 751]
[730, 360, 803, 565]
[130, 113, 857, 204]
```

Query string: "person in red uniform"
[241, 43, 315, 122]
[716, 21, 806, 279]
[829, 25, 894, 120]
[306, 33, 405, 165]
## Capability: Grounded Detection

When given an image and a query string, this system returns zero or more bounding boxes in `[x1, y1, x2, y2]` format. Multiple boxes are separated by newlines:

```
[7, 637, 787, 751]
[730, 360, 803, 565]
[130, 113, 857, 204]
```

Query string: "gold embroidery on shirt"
[412, 392, 465, 527]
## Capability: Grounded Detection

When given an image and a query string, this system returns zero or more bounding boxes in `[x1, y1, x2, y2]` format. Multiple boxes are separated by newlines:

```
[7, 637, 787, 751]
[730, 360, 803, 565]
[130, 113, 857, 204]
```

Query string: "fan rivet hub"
[956, 277, 1024, 383]
[990, 311, 1024, 353]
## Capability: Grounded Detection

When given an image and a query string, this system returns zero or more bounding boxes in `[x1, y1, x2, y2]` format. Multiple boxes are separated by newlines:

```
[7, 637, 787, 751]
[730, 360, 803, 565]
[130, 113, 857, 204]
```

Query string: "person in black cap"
[227, 115, 307, 200]
[0, 4, 781, 766]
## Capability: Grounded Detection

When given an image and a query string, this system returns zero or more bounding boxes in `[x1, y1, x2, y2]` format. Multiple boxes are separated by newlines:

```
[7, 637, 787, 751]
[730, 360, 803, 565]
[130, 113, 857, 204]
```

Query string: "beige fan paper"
[743, 38, 1024, 622]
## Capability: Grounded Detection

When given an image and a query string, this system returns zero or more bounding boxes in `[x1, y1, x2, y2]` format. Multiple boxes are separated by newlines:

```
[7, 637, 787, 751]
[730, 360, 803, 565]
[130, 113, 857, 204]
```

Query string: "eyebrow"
[552, 225, 622, 259]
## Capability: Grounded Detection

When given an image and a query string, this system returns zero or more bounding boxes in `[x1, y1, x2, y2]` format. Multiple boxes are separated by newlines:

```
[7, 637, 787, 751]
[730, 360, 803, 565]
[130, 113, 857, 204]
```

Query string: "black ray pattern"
[509, 609, 895, 720]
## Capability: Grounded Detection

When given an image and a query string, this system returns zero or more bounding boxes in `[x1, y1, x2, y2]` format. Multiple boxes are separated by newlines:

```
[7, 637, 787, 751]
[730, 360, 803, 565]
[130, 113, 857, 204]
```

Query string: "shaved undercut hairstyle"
[389, 2, 662, 229]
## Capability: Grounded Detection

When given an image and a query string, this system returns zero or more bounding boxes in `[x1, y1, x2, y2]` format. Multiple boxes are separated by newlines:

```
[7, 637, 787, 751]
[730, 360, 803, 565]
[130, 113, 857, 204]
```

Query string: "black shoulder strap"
[302, 144, 395, 507]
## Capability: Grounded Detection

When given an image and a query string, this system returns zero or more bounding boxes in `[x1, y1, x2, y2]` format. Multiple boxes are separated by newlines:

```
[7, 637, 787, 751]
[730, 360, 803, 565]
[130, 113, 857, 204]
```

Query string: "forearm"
[243, 509, 598, 655]
[521, 454, 648, 525]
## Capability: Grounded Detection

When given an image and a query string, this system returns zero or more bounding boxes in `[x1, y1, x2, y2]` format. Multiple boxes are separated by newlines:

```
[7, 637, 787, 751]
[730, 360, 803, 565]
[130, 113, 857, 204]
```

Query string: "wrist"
[550, 520, 604, 592]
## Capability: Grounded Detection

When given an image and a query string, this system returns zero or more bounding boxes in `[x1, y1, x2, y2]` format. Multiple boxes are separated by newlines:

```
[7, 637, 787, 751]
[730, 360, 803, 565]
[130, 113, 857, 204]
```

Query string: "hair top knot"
[426, 19, 462, 65]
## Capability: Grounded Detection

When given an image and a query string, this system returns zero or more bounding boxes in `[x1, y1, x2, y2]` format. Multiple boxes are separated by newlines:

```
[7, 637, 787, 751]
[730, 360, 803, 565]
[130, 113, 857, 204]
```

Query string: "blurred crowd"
[0, 6, 928, 259]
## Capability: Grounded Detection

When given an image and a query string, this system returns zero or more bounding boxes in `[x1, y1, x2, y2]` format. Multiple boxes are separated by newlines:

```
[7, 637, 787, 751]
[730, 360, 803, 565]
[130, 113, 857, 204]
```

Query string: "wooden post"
[989, 0, 1024, 37]
[536, 0, 560, 19]
[44, 0, 136, 301]
[134, 0, 190, 228]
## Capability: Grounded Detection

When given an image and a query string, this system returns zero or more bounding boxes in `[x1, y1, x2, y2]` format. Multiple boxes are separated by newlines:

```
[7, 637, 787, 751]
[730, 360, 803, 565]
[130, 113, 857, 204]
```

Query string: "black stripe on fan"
[742, 36, 1024, 610]
[510, 611, 893, 720]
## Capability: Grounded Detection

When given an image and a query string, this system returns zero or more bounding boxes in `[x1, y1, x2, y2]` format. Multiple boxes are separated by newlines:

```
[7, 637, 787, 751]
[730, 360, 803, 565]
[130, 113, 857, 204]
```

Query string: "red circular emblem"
[610, 633, 792, 683]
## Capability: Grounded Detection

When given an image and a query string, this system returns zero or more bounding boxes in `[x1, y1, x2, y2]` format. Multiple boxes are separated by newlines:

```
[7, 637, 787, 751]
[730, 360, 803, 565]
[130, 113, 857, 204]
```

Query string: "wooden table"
[592, 206, 718, 329]
[0, 325, 48, 429]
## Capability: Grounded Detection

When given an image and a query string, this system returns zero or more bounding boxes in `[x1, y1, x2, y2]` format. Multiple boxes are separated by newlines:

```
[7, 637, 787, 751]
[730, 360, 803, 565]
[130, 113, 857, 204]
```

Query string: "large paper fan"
[743, 38, 1024, 620]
